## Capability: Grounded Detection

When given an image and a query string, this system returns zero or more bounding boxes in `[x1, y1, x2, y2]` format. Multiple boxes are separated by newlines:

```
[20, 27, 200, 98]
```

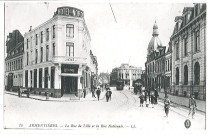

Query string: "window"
[194, 62, 200, 85]
[27, 38, 29, 49]
[14, 61, 16, 70]
[176, 67, 179, 85]
[20, 59, 22, 69]
[194, 30, 200, 52]
[27, 52, 29, 65]
[46, 45, 49, 61]
[184, 65, 188, 85]
[46, 28, 49, 41]
[41, 31, 43, 43]
[168, 60, 170, 71]
[40, 47, 43, 62]
[53, 43, 55, 57]
[176, 43, 179, 60]
[66, 42, 74, 56]
[184, 38, 188, 56]
[25, 70, 28, 87]
[35, 49, 38, 64]
[35, 34, 38, 45]
[52, 25, 55, 38]
[66, 24, 74, 37]
[30, 36, 33, 48]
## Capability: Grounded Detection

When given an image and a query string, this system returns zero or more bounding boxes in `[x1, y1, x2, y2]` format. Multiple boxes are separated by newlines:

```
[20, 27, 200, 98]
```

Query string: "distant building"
[5, 30, 24, 91]
[23, 6, 98, 98]
[110, 63, 143, 86]
[170, 3, 206, 100]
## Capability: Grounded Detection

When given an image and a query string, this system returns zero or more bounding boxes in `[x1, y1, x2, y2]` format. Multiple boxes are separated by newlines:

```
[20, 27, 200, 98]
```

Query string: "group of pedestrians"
[83, 86, 112, 102]
[138, 87, 197, 119]
[138, 88, 159, 108]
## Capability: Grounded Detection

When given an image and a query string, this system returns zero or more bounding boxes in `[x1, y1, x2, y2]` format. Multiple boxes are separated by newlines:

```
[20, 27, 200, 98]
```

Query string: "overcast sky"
[5, 2, 193, 73]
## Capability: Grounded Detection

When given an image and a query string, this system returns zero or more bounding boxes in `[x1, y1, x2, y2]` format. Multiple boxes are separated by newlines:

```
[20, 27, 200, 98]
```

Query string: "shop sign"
[61, 64, 79, 74]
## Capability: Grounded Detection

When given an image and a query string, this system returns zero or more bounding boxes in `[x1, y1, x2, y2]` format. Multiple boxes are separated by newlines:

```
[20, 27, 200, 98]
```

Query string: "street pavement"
[4, 87, 205, 131]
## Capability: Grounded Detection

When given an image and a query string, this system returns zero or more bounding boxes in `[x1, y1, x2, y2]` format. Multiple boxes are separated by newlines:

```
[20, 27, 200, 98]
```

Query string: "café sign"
[61, 64, 79, 74]
[54, 6, 84, 18]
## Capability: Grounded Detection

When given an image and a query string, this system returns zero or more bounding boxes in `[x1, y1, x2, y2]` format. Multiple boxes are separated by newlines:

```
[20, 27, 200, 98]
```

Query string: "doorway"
[61, 76, 78, 96]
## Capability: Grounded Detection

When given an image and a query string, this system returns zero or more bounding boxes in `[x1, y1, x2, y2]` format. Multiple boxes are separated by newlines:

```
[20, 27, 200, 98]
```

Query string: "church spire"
[152, 20, 159, 36]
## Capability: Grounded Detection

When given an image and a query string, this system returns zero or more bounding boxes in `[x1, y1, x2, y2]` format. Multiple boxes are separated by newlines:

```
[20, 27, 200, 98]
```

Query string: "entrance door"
[61, 76, 78, 96]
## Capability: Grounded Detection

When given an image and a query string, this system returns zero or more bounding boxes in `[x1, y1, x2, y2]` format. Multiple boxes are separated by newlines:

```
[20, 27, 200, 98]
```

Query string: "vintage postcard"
[1, 1, 207, 135]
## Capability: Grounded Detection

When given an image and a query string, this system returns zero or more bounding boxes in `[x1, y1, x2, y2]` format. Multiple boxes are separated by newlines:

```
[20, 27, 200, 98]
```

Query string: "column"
[23, 70, 25, 87]
[37, 68, 39, 88]
[32, 70, 34, 88]
[54, 65, 61, 89]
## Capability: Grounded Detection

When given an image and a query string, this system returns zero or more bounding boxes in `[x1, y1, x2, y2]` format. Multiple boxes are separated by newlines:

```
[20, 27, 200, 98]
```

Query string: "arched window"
[176, 67, 179, 85]
[194, 62, 200, 85]
[184, 65, 188, 85]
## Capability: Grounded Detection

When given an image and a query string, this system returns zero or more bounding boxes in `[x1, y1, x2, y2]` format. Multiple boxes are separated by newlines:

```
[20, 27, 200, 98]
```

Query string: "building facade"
[110, 63, 143, 86]
[170, 3, 206, 100]
[5, 30, 24, 91]
[23, 6, 98, 98]
[145, 22, 167, 92]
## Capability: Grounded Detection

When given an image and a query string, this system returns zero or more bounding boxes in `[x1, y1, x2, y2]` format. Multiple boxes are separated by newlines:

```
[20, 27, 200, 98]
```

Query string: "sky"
[4, 2, 193, 73]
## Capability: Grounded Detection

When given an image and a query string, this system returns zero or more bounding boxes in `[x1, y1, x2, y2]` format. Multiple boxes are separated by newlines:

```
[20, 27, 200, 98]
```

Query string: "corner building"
[5, 30, 24, 91]
[170, 3, 206, 100]
[23, 7, 98, 98]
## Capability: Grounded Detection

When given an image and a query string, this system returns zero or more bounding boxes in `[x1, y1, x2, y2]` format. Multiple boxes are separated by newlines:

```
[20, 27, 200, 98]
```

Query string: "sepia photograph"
[1, 0, 207, 134]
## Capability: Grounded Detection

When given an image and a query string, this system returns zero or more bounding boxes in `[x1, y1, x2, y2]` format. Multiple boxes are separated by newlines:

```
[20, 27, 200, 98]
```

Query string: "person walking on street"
[164, 95, 170, 117]
[106, 89, 110, 102]
[139, 93, 145, 107]
[96, 88, 101, 101]
[154, 89, 159, 104]
[108, 89, 112, 101]
[83, 88, 86, 98]
[188, 94, 197, 119]
[92, 87, 96, 98]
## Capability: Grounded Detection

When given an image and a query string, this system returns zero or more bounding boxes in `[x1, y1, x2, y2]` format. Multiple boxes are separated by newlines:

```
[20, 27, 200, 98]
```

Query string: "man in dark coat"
[96, 88, 101, 101]
[154, 89, 159, 104]
[83, 88, 86, 98]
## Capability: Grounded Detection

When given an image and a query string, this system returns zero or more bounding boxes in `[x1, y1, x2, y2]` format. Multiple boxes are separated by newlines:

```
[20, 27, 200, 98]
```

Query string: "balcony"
[52, 56, 87, 64]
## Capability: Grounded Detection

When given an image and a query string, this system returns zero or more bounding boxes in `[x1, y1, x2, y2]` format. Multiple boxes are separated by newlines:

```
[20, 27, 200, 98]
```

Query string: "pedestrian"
[164, 95, 171, 117]
[139, 93, 145, 107]
[92, 87, 96, 98]
[150, 92, 155, 108]
[96, 88, 101, 101]
[188, 94, 197, 119]
[154, 89, 159, 104]
[109, 89, 112, 101]
[83, 88, 86, 98]
[106, 90, 110, 102]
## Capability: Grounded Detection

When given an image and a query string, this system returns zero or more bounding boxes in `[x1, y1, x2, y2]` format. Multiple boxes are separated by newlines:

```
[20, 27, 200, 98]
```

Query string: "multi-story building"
[23, 6, 98, 98]
[164, 42, 172, 94]
[110, 63, 143, 86]
[145, 22, 167, 92]
[5, 30, 24, 91]
[170, 3, 206, 100]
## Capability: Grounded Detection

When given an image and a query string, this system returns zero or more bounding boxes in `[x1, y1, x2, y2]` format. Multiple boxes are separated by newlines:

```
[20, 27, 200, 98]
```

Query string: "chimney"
[29, 26, 32, 32]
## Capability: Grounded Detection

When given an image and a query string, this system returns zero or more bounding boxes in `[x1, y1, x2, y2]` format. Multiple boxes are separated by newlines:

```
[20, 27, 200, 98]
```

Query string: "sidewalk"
[158, 92, 206, 113]
[4, 90, 107, 102]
